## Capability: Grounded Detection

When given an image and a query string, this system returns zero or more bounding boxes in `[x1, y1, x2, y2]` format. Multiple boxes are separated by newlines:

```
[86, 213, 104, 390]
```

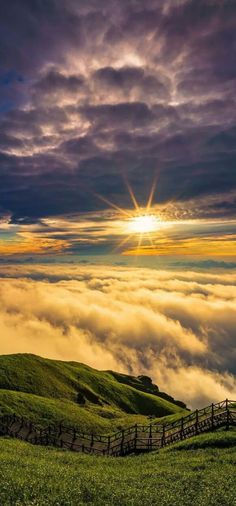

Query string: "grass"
[0, 429, 235, 506]
[169, 428, 236, 450]
[0, 354, 234, 505]
[0, 388, 165, 433]
[0, 354, 186, 433]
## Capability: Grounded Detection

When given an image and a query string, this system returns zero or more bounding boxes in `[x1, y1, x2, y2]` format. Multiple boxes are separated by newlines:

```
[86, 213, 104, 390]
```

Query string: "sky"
[0, 0, 235, 258]
[0, 0, 236, 407]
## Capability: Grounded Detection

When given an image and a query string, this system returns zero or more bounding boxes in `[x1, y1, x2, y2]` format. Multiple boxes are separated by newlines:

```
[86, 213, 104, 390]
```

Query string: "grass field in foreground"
[0, 430, 235, 506]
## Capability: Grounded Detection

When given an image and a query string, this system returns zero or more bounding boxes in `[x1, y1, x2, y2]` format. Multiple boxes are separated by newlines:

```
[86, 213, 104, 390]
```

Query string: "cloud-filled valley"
[0, 263, 236, 408]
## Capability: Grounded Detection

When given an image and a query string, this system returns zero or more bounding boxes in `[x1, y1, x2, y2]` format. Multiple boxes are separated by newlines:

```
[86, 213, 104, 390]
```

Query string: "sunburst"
[94, 176, 161, 253]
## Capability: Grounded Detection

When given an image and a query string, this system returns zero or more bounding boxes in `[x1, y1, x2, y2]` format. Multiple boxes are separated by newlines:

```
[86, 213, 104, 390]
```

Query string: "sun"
[93, 175, 162, 253]
[127, 214, 159, 234]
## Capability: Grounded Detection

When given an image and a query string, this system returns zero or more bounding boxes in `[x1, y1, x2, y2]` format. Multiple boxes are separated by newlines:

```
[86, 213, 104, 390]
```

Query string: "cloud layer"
[1, 263, 236, 408]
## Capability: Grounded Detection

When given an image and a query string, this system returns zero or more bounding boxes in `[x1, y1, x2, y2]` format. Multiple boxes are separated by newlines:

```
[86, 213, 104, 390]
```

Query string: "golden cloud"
[0, 264, 236, 408]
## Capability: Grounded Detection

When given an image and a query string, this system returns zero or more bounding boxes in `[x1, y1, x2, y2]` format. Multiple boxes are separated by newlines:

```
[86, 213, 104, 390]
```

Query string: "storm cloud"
[0, 0, 236, 238]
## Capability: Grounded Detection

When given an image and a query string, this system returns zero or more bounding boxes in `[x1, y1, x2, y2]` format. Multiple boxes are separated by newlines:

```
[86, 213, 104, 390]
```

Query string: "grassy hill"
[0, 429, 235, 505]
[0, 354, 186, 432]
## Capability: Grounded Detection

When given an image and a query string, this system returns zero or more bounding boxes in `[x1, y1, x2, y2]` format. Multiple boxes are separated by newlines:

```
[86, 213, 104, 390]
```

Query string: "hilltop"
[0, 354, 186, 432]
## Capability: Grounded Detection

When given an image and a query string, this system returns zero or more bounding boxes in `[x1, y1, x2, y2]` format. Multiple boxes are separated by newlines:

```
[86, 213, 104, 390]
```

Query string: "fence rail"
[0, 399, 235, 457]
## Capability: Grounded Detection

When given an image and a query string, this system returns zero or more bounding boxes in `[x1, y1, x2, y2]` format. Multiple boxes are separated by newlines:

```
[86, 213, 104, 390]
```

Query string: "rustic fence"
[0, 399, 235, 456]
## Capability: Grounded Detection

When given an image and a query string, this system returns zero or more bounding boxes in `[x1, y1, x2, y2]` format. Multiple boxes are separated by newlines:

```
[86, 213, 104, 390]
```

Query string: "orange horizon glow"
[0, 178, 236, 256]
[123, 237, 236, 256]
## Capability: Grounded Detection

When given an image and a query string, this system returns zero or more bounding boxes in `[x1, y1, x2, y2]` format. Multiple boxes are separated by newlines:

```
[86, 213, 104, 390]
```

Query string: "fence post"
[120, 430, 125, 455]
[161, 425, 166, 447]
[195, 409, 199, 434]
[211, 403, 214, 430]
[226, 409, 230, 431]
[134, 424, 138, 452]
[71, 428, 76, 450]
[27, 422, 33, 441]
[149, 424, 152, 450]
[107, 435, 111, 455]
[225, 398, 228, 410]
[180, 418, 184, 440]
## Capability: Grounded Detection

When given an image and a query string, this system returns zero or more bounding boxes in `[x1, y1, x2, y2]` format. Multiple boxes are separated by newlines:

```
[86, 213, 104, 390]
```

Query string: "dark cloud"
[0, 0, 82, 74]
[93, 66, 170, 101]
[0, 0, 236, 238]
[33, 70, 85, 98]
[80, 102, 155, 129]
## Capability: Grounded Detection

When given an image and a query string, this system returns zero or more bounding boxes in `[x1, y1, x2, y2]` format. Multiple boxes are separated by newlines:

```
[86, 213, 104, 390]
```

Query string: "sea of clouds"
[0, 263, 236, 408]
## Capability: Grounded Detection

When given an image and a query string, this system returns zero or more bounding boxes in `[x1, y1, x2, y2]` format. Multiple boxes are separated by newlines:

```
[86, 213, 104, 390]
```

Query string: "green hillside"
[0, 429, 235, 506]
[0, 354, 186, 432]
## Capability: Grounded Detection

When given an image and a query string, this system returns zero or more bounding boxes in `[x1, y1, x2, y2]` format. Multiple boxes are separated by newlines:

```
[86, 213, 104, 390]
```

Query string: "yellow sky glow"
[123, 237, 236, 256]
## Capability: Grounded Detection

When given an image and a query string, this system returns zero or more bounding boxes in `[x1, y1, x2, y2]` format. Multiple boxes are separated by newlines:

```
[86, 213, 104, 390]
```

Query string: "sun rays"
[92, 176, 162, 254]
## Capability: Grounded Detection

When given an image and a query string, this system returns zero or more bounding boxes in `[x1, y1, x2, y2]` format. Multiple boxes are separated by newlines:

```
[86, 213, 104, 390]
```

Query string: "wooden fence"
[0, 399, 235, 457]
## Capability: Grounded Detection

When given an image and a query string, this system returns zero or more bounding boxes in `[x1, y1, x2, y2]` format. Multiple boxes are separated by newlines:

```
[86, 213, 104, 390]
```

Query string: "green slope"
[0, 430, 235, 506]
[0, 354, 186, 432]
